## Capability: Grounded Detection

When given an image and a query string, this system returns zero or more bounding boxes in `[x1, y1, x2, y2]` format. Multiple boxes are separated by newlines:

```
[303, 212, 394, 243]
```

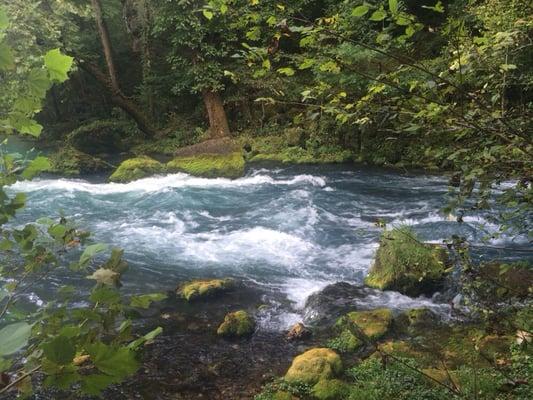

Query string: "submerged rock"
[178, 278, 234, 301]
[286, 322, 311, 341]
[365, 227, 449, 297]
[284, 348, 342, 384]
[335, 308, 393, 341]
[167, 152, 245, 179]
[109, 156, 166, 182]
[217, 310, 256, 337]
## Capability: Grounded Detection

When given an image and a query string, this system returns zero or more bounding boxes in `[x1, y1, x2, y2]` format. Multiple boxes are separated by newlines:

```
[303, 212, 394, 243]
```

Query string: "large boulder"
[285, 348, 342, 384]
[109, 156, 166, 182]
[178, 278, 234, 301]
[216, 310, 255, 337]
[48, 147, 110, 176]
[365, 227, 449, 296]
[167, 152, 244, 179]
[311, 379, 349, 400]
[67, 119, 131, 155]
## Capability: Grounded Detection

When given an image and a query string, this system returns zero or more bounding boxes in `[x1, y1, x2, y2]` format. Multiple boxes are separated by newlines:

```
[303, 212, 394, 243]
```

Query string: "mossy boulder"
[48, 147, 110, 176]
[327, 329, 363, 353]
[178, 278, 234, 301]
[67, 119, 132, 154]
[395, 307, 439, 335]
[335, 308, 393, 341]
[285, 348, 342, 384]
[109, 156, 166, 182]
[365, 227, 449, 296]
[167, 152, 245, 178]
[311, 379, 349, 400]
[217, 310, 255, 337]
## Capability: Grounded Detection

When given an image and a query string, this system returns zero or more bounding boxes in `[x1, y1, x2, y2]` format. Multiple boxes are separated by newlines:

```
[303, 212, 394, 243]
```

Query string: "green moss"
[48, 147, 110, 176]
[365, 227, 449, 296]
[178, 278, 234, 301]
[285, 348, 342, 384]
[311, 379, 349, 400]
[167, 152, 245, 178]
[327, 330, 363, 353]
[272, 391, 295, 400]
[217, 310, 255, 337]
[109, 156, 166, 183]
[335, 308, 393, 341]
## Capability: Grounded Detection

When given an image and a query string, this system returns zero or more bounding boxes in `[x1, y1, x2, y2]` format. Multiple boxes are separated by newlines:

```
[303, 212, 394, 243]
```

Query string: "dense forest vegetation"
[0, 0, 531, 399]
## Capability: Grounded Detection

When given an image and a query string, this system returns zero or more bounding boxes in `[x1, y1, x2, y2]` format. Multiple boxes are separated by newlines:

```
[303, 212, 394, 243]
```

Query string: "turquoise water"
[8, 164, 528, 329]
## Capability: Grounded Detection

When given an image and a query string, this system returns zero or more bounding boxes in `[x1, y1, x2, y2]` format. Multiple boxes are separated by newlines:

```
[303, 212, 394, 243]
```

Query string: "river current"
[8, 164, 528, 330]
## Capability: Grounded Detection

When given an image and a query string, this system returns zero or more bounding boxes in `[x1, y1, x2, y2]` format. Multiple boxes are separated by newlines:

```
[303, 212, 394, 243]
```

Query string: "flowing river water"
[8, 163, 528, 332]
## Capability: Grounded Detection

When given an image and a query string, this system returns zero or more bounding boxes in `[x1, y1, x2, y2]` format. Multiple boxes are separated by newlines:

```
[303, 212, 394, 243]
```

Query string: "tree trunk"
[202, 89, 230, 138]
[89, 0, 157, 137]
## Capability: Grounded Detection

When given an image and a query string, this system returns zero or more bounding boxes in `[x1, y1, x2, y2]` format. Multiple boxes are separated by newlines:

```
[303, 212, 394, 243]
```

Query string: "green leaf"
[351, 5, 369, 17]
[389, 0, 399, 14]
[79, 243, 108, 266]
[0, 322, 31, 356]
[81, 374, 117, 396]
[44, 49, 74, 83]
[42, 336, 75, 365]
[369, 9, 387, 21]
[202, 9, 214, 20]
[130, 293, 167, 309]
[128, 327, 163, 350]
[21, 156, 51, 179]
[277, 67, 295, 76]
[0, 8, 8, 31]
[86, 343, 139, 379]
[90, 286, 120, 304]
[0, 43, 14, 70]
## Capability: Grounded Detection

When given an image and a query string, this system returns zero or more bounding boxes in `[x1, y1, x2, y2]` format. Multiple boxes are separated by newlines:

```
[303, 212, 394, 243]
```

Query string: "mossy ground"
[216, 310, 255, 337]
[178, 279, 234, 301]
[335, 308, 393, 341]
[364, 227, 449, 296]
[109, 156, 166, 183]
[167, 152, 245, 178]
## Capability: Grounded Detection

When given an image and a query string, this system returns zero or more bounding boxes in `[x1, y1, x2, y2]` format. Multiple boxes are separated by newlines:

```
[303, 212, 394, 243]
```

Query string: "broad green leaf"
[389, 0, 398, 14]
[351, 5, 369, 17]
[130, 293, 167, 309]
[0, 322, 31, 356]
[86, 343, 139, 379]
[42, 336, 75, 365]
[277, 67, 295, 76]
[21, 156, 51, 179]
[81, 374, 117, 396]
[369, 9, 387, 21]
[44, 49, 74, 83]
[48, 223, 67, 240]
[202, 10, 214, 20]
[128, 326, 163, 350]
[90, 286, 120, 304]
[79, 243, 108, 266]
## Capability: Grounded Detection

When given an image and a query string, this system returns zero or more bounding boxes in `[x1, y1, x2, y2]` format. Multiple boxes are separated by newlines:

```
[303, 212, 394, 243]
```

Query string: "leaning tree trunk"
[202, 89, 231, 138]
[90, 0, 157, 137]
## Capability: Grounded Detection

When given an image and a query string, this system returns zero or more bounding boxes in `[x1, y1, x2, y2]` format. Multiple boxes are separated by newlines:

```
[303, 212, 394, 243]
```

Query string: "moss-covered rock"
[286, 322, 311, 341]
[311, 379, 349, 400]
[273, 391, 297, 400]
[327, 329, 363, 353]
[109, 156, 166, 182]
[285, 348, 342, 384]
[217, 310, 255, 337]
[67, 119, 133, 154]
[48, 147, 110, 176]
[335, 308, 393, 341]
[178, 278, 234, 301]
[365, 227, 449, 296]
[167, 152, 245, 178]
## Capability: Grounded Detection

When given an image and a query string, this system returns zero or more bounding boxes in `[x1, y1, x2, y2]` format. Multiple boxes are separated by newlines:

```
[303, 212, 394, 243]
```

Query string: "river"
[8, 163, 528, 330]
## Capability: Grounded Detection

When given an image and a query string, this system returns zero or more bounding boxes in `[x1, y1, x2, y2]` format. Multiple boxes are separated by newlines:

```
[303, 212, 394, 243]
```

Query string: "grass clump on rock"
[285, 348, 342, 385]
[167, 152, 245, 178]
[178, 278, 234, 301]
[109, 156, 166, 183]
[217, 310, 255, 337]
[312, 379, 349, 400]
[365, 227, 449, 296]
